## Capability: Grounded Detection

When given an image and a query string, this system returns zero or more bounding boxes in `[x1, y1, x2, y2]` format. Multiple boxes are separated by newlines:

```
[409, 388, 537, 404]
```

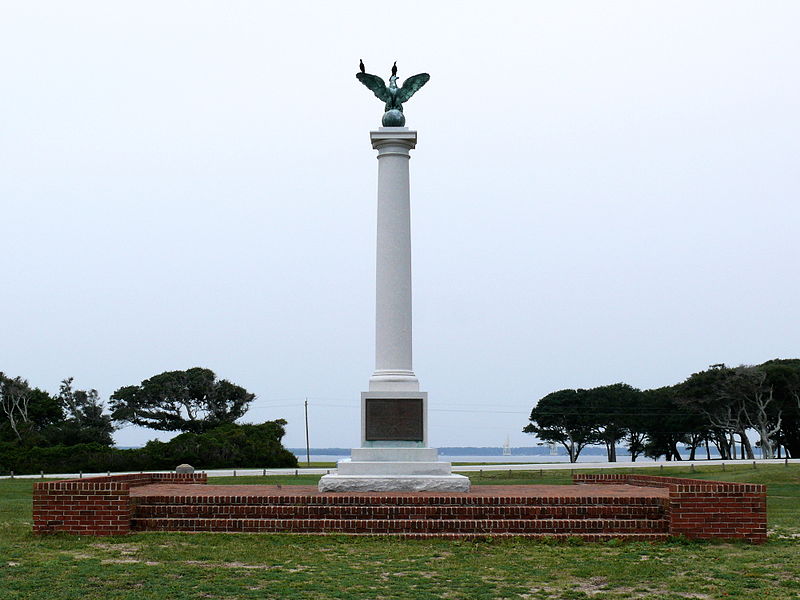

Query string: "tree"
[640, 386, 708, 461]
[678, 365, 755, 460]
[110, 368, 254, 433]
[523, 389, 598, 463]
[140, 421, 297, 469]
[0, 373, 33, 442]
[623, 389, 658, 462]
[585, 383, 641, 462]
[0, 373, 63, 445]
[53, 378, 115, 446]
[761, 358, 800, 458]
[715, 367, 782, 459]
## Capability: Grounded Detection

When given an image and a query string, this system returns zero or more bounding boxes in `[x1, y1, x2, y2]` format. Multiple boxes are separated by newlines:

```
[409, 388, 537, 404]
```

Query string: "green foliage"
[1, 373, 117, 449]
[523, 389, 597, 462]
[0, 373, 64, 445]
[140, 421, 297, 469]
[50, 377, 115, 446]
[761, 359, 800, 457]
[0, 441, 115, 474]
[642, 386, 707, 461]
[0, 421, 298, 475]
[677, 362, 796, 459]
[585, 383, 641, 462]
[110, 367, 254, 434]
[526, 358, 800, 460]
[0, 368, 296, 474]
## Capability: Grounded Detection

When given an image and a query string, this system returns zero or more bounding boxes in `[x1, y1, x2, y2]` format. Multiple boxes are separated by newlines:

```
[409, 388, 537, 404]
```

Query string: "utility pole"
[304, 398, 311, 467]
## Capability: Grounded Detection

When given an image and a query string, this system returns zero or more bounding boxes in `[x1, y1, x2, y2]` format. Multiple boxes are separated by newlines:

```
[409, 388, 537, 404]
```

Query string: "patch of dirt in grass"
[184, 560, 309, 571]
[91, 542, 141, 555]
[97, 558, 162, 566]
[519, 586, 559, 598]
[575, 576, 610, 594]
[556, 579, 715, 600]
[101, 558, 140, 564]
[153, 541, 192, 549]
[770, 531, 800, 539]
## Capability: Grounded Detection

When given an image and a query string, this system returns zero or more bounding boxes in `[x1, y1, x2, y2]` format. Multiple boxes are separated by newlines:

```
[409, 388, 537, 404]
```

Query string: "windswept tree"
[523, 389, 598, 463]
[54, 378, 115, 446]
[110, 368, 254, 434]
[586, 383, 641, 462]
[761, 358, 800, 458]
[0, 373, 33, 442]
[0, 372, 62, 445]
[678, 365, 755, 459]
[714, 366, 782, 459]
[642, 385, 708, 461]
[623, 390, 657, 462]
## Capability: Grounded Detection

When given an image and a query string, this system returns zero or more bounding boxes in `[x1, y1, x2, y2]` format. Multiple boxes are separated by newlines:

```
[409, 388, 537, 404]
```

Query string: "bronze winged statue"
[357, 62, 430, 127]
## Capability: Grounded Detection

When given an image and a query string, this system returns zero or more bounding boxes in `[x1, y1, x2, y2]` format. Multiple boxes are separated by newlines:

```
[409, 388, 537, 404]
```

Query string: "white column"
[369, 128, 419, 392]
[316, 124, 472, 491]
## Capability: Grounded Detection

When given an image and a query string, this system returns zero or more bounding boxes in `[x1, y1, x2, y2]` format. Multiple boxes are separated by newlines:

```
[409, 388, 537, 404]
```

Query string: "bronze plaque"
[365, 398, 423, 441]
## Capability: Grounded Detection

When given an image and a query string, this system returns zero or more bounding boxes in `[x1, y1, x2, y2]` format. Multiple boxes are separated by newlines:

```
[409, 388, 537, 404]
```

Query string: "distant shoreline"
[286, 446, 722, 459]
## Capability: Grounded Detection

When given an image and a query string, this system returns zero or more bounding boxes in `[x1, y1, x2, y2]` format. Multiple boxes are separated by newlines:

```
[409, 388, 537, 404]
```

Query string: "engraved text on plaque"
[365, 398, 423, 441]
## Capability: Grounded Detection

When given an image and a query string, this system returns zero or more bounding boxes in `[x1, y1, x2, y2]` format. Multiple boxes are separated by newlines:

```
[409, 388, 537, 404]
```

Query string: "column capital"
[370, 128, 417, 152]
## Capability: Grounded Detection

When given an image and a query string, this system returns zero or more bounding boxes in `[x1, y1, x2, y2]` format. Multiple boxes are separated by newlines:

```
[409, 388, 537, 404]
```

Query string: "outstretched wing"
[396, 73, 430, 103]
[356, 72, 391, 103]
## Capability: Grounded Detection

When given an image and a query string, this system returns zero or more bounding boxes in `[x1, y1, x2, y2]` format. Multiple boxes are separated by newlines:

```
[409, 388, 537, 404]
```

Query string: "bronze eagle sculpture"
[357, 62, 430, 127]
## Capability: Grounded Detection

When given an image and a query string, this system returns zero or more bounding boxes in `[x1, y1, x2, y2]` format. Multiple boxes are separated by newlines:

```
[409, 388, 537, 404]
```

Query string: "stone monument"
[318, 63, 470, 492]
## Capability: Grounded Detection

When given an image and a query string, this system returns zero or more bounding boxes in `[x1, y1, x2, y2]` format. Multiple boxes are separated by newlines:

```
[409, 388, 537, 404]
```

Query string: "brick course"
[33, 473, 206, 536]
[573, 473, 767, 543]
[33, 472, 766, 542]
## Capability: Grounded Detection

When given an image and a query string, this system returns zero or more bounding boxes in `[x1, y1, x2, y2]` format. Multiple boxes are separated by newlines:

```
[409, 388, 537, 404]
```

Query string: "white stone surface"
[350, 447, 439, 462]
[318, 474, 471, 493]
[336, 459, 452, 476]
[369, 128, 419, 393]
[315, 128, 473, 494]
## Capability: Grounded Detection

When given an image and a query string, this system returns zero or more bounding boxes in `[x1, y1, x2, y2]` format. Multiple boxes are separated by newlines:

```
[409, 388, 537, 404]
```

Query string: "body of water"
[293, 453, 716, 464]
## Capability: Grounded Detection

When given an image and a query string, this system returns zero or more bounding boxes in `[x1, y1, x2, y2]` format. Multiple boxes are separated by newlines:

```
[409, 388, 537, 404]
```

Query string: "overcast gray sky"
[2, 1, 798, 450]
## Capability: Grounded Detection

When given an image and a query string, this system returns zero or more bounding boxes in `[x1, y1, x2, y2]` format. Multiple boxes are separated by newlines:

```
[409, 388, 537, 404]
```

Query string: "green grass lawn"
[0, 464, 798, 599]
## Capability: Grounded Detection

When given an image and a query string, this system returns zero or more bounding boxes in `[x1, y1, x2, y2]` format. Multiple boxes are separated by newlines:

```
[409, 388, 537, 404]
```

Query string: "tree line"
[524, 359, 800, 463]
[0, 367, 297, 474]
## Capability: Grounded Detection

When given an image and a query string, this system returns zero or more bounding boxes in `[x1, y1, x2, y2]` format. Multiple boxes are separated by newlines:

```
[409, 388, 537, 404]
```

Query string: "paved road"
[2, 457, 796, 480]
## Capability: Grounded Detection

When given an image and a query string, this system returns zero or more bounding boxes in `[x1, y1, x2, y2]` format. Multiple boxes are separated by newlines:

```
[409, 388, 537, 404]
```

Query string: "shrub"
[0, 421, 298, 475]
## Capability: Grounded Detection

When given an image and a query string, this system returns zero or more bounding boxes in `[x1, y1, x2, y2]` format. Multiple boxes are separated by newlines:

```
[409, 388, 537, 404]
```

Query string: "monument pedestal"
[318, 126, 469, 493]
[318, 391, 470, 492]
[318, 473, 470, 493]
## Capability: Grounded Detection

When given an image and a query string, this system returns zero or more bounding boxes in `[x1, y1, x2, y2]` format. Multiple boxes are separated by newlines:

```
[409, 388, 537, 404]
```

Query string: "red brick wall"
[33, 473, 206, 536]
[574, 473, 767, 543]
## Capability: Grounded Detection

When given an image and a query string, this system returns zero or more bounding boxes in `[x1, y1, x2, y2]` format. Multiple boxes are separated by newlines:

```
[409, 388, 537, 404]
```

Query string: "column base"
[369, 370, 419, 392]
[317, 447, 471, 492]
[318, 473, 471, 493]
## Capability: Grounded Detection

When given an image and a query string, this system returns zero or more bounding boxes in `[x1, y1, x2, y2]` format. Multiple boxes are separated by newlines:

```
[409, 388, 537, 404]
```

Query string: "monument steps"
[131, 517, 669, 535]
[130, 492, 669, 537]
[132, 502, 667, 521]
[33, 474, 768, 542]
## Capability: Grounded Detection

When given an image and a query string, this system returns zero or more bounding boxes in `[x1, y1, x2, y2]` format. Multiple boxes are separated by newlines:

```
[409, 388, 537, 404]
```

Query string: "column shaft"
[369, 128, 418, 392]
